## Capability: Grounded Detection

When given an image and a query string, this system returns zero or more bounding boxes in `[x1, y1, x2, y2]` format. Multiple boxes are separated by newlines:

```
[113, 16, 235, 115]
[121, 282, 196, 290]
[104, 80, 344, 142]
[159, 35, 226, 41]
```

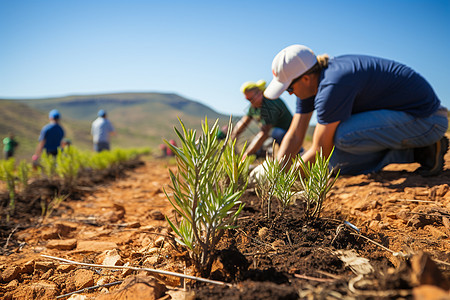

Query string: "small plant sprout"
[297, 147, 340, 220]
[255, 157, 279, 219]
[164, 117, 251, 276]
[40, 151, 57, 180]
[0, 146, 147, 223]
[40, 192, 69, 222]
[272, 155, 301, 218]
[56, 146, 82, 189]
[256, 151, 300, 219]
[17, 160, 31, 192]
[220, 138, 253, 192]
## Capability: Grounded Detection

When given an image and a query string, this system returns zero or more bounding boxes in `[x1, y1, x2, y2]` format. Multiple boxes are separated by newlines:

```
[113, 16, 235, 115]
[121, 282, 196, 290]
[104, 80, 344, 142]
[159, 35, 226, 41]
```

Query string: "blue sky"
[1, 0, 449, 118]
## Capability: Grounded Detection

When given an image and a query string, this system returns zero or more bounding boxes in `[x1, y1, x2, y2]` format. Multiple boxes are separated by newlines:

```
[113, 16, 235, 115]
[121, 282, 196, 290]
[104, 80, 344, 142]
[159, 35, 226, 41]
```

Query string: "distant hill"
[0, 92, 237, 161]
[17, 92, 225, 121]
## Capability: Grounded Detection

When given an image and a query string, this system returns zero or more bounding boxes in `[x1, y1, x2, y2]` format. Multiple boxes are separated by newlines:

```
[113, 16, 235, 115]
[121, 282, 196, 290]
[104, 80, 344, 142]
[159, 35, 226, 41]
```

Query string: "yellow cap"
[240, 80, 266, 93]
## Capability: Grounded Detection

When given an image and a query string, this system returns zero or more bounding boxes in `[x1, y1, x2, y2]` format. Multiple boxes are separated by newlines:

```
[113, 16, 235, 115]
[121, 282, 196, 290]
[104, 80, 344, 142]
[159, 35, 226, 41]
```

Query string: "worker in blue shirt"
[32, 109, 65, 162]
[261, 44, 448, 176]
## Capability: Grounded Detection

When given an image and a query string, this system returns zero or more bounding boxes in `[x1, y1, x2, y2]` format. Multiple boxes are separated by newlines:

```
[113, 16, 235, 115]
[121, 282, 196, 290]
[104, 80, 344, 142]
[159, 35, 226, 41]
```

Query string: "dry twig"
[294, 273, 337, 282]
[41, 254, 232, 287]
[3, 225, 19, 250]
[56, 281, 122, 299]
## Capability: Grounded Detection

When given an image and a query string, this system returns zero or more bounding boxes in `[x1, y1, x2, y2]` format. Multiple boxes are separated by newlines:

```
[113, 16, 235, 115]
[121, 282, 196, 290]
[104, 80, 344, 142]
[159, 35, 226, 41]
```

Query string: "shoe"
[414, 136, 449, 176]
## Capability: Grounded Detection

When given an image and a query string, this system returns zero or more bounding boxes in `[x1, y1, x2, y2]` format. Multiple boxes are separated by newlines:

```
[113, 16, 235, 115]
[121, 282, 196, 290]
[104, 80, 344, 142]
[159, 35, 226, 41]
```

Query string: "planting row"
[0, 147, 150, 222]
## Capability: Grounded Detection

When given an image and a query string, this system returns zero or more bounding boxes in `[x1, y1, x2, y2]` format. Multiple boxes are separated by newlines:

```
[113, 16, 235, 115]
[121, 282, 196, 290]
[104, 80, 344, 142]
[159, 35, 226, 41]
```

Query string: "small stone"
[368, 221, 379, 232]
[144, 256, 160, 265]
[353, 200, 370, 211]
[75, 241, 118, 252]
[150, 210, 165, 220]
[96, 275, 166, 300]
[126, 221, 141, 228]
[41, 268, 54, 280]
[396, 210, 409, 221]
[435, 184, 449, 197]
[74, 269, 94, 290]
[154, 236, 165, 247]
[140, 225, 156, 231]
[370, 200, 380, 209]
[374, 213, 381, 221]
[378, 222, 389, 230]
[34, 261, 55, 272]
[141, 236, 152, 247]
[23, 281, 58, 299]
[99, 249, 123, 266]
[57, 264, 76, 273]
[41, 222, 77, 239]
[6, 279, 18, 289]
[121, 262, 133, 277]
[2, 266, 21, 282]
[271, 239, 286, 250]
[40, 228, 59, 240]
[147, 247, 160, 255]
[424, 225, 448, 239]
[47, 239, 77, 250]
[23, 260, 35, 274]
[99, 211, 124, 223]
[96, 276, 116, 286]
[386, 213, 398, 219]
[258, 227, 269, 239]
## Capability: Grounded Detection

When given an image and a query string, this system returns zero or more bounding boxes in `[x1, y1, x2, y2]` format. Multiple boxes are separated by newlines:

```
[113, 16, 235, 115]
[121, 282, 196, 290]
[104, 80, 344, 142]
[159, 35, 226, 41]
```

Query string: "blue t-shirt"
[296, 55, 441, 124]
[38, 123, 65, 153]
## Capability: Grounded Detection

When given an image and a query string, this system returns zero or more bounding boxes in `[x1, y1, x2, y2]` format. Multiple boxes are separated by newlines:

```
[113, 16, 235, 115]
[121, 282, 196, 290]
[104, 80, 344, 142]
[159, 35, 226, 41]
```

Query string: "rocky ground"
[0, 140, 449, 299]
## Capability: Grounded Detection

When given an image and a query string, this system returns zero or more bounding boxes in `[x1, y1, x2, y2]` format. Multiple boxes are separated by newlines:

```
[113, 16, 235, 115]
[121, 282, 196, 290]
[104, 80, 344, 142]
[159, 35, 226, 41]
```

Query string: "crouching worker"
[231, 80, 293, 159]
[261, 44, 448, 176]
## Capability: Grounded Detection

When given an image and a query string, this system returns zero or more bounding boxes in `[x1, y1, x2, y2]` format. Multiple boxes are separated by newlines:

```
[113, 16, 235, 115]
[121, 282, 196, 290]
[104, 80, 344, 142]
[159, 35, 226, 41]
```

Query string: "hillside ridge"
[0, 92, 234, 160]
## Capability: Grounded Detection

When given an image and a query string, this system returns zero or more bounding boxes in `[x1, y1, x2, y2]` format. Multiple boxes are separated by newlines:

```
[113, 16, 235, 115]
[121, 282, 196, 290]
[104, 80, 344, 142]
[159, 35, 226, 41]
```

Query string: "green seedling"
[256, 152, 301, 219]
[272, 156, 301, 218]
[41, 192, 69, 221]
[56, 146, 82, 189]
[17, 160, 31, 192]
[164, 117, 251, 276]
[298, 147, 339, 220]
[40, 151, 57, 180]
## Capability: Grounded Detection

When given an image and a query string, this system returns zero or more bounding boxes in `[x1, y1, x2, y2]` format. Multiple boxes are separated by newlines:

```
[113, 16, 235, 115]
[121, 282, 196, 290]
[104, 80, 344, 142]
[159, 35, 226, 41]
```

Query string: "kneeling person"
[231, 80, 293, 158]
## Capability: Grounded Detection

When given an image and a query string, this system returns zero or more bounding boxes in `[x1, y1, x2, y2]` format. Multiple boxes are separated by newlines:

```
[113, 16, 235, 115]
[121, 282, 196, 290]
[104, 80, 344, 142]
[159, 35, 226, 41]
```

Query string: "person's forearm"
[33, 140, 45, 160]
[296, 121, 340, 177]
[35, 141, 45, 155]
[277, 131, 302, 168]
[277, 112, 312, 167]
[231, 116, 251, 141]
[245, 131, 269, 156]
[231, 123, 244, 141]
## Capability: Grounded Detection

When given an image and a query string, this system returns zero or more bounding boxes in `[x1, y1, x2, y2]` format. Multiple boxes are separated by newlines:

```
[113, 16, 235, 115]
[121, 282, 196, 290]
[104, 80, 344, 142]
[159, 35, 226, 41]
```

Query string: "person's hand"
[32, 154, 40, 169]
[249, 162, 267, 183]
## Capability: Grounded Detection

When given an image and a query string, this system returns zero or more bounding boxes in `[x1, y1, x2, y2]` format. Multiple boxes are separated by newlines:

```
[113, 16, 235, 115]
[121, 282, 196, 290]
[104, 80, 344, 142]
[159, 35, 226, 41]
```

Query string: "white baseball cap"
[264, 45, 317, 99]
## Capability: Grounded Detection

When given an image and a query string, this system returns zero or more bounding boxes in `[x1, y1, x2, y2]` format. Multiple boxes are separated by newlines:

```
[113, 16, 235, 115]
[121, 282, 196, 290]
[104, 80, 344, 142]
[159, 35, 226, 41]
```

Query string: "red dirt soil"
[1, 139, 450, 299]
